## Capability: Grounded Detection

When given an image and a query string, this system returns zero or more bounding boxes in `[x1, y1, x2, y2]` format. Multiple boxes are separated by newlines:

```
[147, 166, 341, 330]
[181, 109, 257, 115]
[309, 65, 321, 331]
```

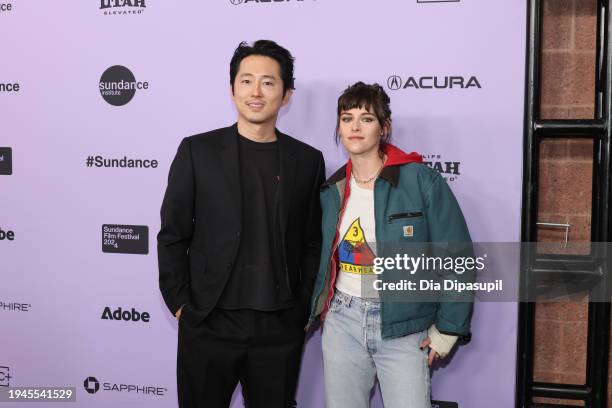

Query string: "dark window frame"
[517, 1, 612, 407]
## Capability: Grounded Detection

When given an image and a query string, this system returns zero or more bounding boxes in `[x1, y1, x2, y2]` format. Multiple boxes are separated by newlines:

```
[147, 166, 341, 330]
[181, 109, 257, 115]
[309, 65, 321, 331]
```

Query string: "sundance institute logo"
[99, 65, 148, 106]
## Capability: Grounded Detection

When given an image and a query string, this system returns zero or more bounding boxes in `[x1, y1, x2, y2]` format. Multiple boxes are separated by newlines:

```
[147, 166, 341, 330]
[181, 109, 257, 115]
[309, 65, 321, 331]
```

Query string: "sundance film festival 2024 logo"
[99, 66, 148, 106]
[386, 75, 481, 90]
[0, 147, 12, 175]
[102, 224, 149, 254]
[99, 0, 145, 15]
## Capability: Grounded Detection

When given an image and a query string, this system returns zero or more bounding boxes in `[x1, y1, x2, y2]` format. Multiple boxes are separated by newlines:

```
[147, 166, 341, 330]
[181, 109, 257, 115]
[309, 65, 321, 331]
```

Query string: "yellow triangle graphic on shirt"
[342, 218, 365, 245]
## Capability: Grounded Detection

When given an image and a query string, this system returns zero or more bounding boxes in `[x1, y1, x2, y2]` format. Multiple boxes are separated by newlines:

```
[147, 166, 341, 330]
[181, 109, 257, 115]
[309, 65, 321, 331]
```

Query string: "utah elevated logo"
[99, 0, 146, 15]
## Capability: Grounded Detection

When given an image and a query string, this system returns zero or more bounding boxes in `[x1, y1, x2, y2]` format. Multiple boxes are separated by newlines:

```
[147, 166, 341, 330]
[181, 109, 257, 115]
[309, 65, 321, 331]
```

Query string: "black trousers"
[177, 307, 306, 408]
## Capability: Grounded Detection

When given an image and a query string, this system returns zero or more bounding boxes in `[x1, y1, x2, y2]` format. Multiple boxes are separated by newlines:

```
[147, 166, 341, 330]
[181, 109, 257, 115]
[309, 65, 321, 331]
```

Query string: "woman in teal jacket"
[309, 82, 474, 408]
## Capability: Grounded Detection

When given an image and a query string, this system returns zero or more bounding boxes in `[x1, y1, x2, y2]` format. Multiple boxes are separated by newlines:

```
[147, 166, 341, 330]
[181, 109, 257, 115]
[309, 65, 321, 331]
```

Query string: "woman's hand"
[419, 336, 439, 367]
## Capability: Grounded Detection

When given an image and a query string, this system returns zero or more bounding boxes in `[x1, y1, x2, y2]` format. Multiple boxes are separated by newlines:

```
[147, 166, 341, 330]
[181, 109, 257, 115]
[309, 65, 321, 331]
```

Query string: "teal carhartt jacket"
[308, 144, 474, 340]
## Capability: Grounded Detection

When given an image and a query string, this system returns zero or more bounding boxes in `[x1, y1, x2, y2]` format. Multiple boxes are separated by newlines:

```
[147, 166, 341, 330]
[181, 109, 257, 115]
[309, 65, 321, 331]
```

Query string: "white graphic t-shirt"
[335, 176, 379, 299]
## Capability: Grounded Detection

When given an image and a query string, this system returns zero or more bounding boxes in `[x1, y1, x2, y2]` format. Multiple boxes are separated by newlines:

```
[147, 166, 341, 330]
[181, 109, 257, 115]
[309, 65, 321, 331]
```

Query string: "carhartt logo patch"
[403, 225, 414, 237]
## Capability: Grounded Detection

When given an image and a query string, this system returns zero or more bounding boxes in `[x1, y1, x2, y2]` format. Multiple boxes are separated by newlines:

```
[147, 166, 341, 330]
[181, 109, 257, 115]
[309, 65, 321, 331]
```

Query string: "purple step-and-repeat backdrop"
[0, 1, 526, 407]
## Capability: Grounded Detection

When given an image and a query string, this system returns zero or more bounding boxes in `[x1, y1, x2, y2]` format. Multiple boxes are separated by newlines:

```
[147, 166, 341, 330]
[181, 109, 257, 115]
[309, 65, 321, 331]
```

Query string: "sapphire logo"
[83, 376, 167, 396]
[99, 0, 145, 15]
[84, 377, 100, 394]
[0, 301, 31, 312]
[386, 75, 481, 90]
[99, 66, 148, 106]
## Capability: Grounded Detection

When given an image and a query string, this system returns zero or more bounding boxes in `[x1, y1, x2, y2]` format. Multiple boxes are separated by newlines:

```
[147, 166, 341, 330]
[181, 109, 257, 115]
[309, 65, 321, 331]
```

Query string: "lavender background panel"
[0, 0, 525, 407]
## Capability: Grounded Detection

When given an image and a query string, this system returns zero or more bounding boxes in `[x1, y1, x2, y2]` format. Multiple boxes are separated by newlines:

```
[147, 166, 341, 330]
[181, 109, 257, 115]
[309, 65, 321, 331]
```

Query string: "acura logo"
[387, 75, 402, 90]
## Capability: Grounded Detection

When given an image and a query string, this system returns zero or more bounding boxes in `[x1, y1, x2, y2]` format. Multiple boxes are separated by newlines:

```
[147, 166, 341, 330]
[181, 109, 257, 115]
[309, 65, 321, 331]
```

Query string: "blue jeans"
[322, 290, 431, 408]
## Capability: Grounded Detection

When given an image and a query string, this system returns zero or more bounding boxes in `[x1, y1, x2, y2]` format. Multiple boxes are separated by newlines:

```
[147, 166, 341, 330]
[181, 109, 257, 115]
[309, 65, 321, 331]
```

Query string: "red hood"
[381, 143, 423, 167]
[344, 143, 422, 181]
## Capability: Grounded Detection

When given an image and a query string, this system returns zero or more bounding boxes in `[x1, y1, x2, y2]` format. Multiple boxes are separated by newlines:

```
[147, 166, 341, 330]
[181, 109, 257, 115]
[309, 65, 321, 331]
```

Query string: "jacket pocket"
[385, 210, 428, 242]
[328, 295, 346, 313]
[189, 247, 207, 276]
[388, 211, 424, 223]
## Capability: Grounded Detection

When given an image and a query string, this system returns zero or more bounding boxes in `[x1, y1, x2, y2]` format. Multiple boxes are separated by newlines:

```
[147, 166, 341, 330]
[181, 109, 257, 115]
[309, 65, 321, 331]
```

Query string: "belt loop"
[340, 290, 350, 307]
[362, 305, 367, 328]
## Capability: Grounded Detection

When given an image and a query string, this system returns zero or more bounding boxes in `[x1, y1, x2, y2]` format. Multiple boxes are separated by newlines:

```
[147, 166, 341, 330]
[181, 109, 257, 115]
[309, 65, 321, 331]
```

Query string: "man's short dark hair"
[230, 40, 295, 96]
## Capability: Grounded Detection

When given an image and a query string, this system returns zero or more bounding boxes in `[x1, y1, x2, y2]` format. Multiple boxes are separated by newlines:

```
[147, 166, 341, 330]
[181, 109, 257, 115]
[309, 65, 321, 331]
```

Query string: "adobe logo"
[0, 227, 14, 241]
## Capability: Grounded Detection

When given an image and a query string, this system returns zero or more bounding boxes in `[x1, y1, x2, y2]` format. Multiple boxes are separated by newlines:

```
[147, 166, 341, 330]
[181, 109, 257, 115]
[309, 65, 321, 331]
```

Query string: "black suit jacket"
[157, 124, 325, 327]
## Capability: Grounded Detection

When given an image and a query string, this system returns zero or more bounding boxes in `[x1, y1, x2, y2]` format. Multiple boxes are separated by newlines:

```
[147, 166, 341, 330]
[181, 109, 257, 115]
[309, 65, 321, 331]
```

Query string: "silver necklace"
[352, 162, 384, 184]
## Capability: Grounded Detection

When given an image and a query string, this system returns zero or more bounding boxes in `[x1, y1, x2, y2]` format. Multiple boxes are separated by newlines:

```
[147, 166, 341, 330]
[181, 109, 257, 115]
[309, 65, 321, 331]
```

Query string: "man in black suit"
[157, 40, 325, 408]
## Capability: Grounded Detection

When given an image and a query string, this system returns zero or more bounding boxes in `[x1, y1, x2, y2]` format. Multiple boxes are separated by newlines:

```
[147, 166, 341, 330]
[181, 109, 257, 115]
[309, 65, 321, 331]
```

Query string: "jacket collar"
[220, 123, 293, 149]
[322, 143, 422, 188]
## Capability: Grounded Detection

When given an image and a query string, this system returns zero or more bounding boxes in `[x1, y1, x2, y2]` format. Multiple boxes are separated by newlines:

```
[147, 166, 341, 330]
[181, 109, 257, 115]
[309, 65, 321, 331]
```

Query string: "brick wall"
[533, 0, 598, 406]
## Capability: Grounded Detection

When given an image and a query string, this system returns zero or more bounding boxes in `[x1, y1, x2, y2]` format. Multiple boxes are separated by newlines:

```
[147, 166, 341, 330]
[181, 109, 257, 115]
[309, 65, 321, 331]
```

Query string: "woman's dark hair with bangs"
[230, 40, 295, 96]
[335, 82, 392, 155]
